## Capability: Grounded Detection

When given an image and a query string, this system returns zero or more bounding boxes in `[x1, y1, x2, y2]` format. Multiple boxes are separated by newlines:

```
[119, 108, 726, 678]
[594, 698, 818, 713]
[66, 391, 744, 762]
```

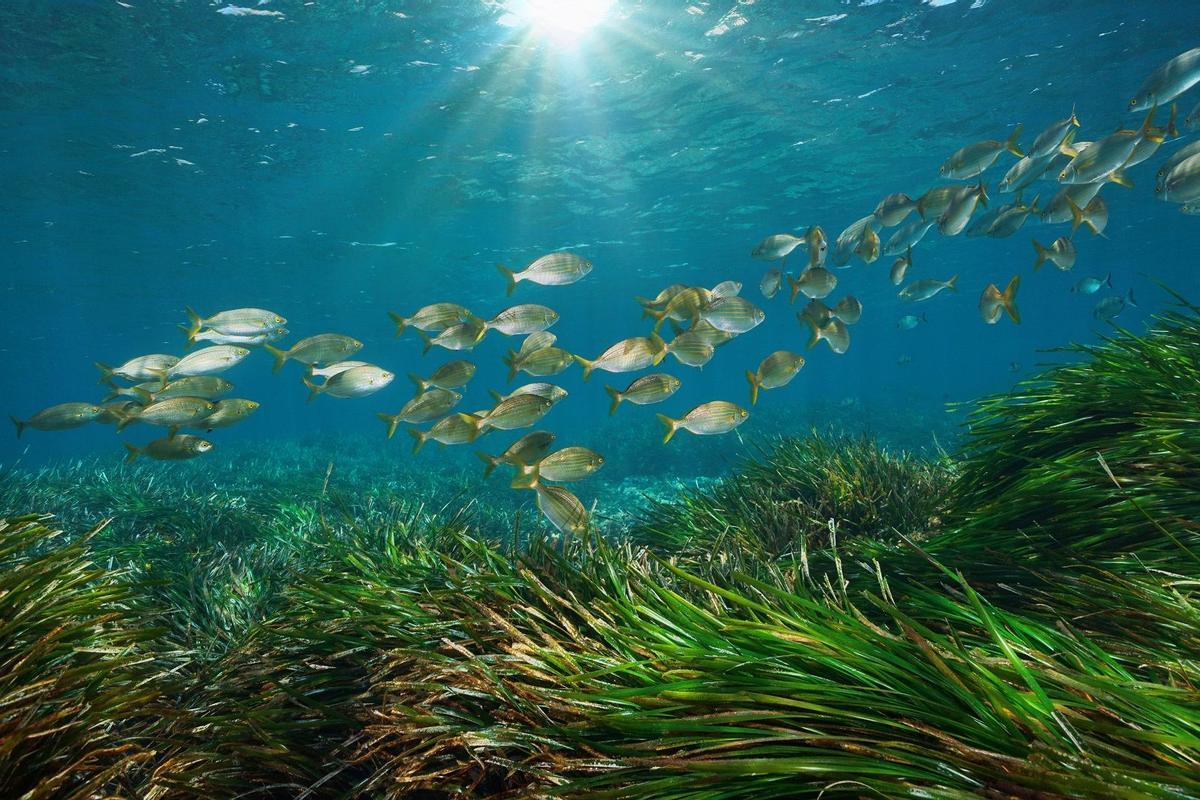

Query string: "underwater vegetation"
[0, 305, 1198, 798]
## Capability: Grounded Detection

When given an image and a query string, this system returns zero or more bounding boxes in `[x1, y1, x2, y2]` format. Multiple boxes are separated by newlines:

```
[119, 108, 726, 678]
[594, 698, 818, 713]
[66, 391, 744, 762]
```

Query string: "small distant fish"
[883, 218, 935, 256]
[604, 373, 680, 416]
[700, 296, 765, 334]
[489, 383, 568, 405]
[409, 360, 476, 393]
[938, 125, 1023, 179]
[1068, 196, 1108, 237]
[183, 306, 285, 343]
[709, 280, 742, 299]
[167, 346, 251, 381]
[854, 225, 880, 263]
[377, 388, 463, 436]
[118, 396, 214, 433]
[656, 400, 748, 443]
[899, 274, 958, 302]
[890, 247, 913, 286]
[1009, 362, 1021, 373]
[513, 446, 605, 488]
[979, 276, 1021, 325]
[1181, 199, 1200, 215]
[535, 484, 589, 535]
[873, 193, 917, 227]
[416, 319, 487, 355]
[1094, 289, 1138, 321]
[480, 393, 554, 432]
[745, 351, 805, 405]
[759, 268, 783, 299]
[484, 304, 559, 336]
[388, 303, 473, 336]
[787, 266, 837, 303]
[496, 252, 592, 296]
[751, 233, 805, 263]
[202, 398, 260, 429]
[267, 335, 361, 372]
[1129, 46, 1200, 111]
[575, 334, 667, 381]
[95, 354, 179, 384]
[800, 315, 850, 354]
[1032, 237, 1077, 272]
[408, 412, 485, 453]
[1027, 109, 1080, 160]
[304, 365, 393, 401]
[10, 402, 102, 438]
[897, 313, 926, 330]
[476, 430, 556, 479]
[1072, 273, 1112, 295]
[831, 295, 862, 325]
[123, 434, 213, 464]
[898, 354, 913, 367]
[663, 331, 716, 368]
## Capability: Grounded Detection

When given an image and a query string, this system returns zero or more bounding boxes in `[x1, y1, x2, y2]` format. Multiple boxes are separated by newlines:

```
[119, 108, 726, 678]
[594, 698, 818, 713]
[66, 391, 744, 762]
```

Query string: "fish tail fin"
[387, 311, 408, 337]
[604, 385, 623, 416]
[1032, 239, 1049, 271]
[1067, 197, 1086, 236]
[1004, 123, 1024, 157]
[101, 381, 120, 403]
[1108, 169, 1134, 189]
[746, 369, 761, 406]
[1166, 102, 1180, 139]
[649, 333, 668, 365]
[1002, 275, 1021, 325]
[786, 275, 802, 305]
[131, 386, 154, 404]
[1140, 103, 1161, 142]
[798, 313, 820, 350]
[183, 306, 202, 345]
[302, 375, 321, 403]
[656, 413, 680, 444]
[496, 263, 517, 296]
[115, 411, 134, 432]
[265, 344, 288, 373]
[977, 180, 989, 208]
[408, 373, 428, 394]
[1127, 288, 1138, 308]
[95, 362, 114, 384]
[476, 451, 499, 479]
[633, 295, 653, 309]
[502, 351, 518, 382]
[1105, 272, 1113, 290]
[921, 312, 928, 323]
[945, 274, 959, 292]
[1028, 193, 1041, 215]
[10, 415, 25, 439]
[510, 464, 539, 491]
[573, 355, 594, 382]
[487, 389, 503, 403]
[648, 309, 666, 333]
[376, 412, 401, 440]
[123, 442, 140, 464]
[407, 427, 428, 454]
[1058, 128, 1078, 158]
[415, 329, 434, 355]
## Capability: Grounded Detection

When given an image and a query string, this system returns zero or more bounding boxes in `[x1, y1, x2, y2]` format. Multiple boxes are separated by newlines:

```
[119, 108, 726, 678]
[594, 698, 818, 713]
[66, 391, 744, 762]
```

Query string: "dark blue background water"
[2, 0, 1197, 479]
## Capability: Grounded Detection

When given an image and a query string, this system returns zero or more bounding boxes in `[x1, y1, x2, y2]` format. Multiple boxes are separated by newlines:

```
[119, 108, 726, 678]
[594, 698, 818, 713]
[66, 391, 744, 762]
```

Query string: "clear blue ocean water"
[2, 1, 1197, 513]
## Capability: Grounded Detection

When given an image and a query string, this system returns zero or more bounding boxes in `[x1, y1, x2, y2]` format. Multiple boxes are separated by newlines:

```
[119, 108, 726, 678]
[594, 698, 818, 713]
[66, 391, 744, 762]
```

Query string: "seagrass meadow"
[1, 303, 1198, 799]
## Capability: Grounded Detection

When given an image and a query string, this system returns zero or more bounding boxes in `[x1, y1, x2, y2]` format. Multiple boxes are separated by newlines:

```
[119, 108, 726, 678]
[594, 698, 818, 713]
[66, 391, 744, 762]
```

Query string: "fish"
[1041, 182, 1104, 225]
[1067, 196, 1108, 237]
[897, 313, 926, 330]
[890, 247, 913, 286]
[186, 328, 287, 347]
[831, 295, 863, 325]
[1027, 109, 1080, 159]
[123, 434, 213, 464]
[535, 484, 589, 535]
[787, 266, 837, 303]
[127, 375, 233, 404]
[832, 215, 878, 266]
[10, 402, 102, 437]
[484, 304, 559, 336]
[513, 446, 605, 488]
[873, 193, 917, 227]
[647, 287, 712, 331]
[635, 284, 688, 312]
[759, 268, 783, 299]
[1032, 237, 1077, 272]
[986, 194, 1040, 239]
[96, 401, 140, 426]
[95, 354, 179, 384]
[799, 315, 850, 354]
[898, 354, 913, 367]
[1125, 104, 1180, 168]
[303, 365, 394, 401]
[915, 185, 964, 220]
[503, 345, 576, 381]
[489, 383, 568, 405]
[899, 275, 958, 302]
[938, 182, 988, 236]
[799, 298, 834, 328]
[377, 388, 463, 437]
[1181, 200, 1200, 215]
[183, 307, 286, 343]
[1094, 289, 1138, 321]
[118, 396, 215, 432]
[409, 360, 476, 393]
[574, 334, 667, 381]
[745, 351, 805, 405]
[700, 296, 765, 334]
[663, 331, 716, 368]
[684, 320, 736, 349]
[854, 225, 881, 263]
[709, 280, 742, 299]
[965, 203, 1008, 238]
[997, 150, 1057, 193]
[1187, 100, 1200, 131]
[1129, 46, 1200, 111]
[883, 218, 935, 256]
[388, 303, 473, 336]
[604, 373, 681, 416]
[979, 276, 1021, 325]
[497, 252, 592, 295]
[480, 393, 554, 432]
[476, 430, 556, 479]
[201, 399, 260, 429]
[657, 401, 748, 443]
[1072, 274, 1112, 295]
[309, 361, 370, 381]
[1058, 108, 1160, 185]
[166, 346, 251, 381]
[1156, 140, 1200, 191]
[407, 412, 485, 453]
[751, 233, 805, 263]
[266, 335, 362, 372]
[938, 125, 1024, 179]
[1157, 153, 1200, 203]
[415, 319, 487, 355]
[805, 225, 828, 268]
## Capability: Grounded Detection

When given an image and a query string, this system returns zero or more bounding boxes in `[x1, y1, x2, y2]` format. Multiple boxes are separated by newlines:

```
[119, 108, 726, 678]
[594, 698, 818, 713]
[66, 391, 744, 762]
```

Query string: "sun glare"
[503, 0, 615, 43]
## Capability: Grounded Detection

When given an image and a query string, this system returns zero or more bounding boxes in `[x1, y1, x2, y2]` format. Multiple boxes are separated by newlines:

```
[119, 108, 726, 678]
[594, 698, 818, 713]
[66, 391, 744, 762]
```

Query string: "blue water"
[1, 1, 1197, 496]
